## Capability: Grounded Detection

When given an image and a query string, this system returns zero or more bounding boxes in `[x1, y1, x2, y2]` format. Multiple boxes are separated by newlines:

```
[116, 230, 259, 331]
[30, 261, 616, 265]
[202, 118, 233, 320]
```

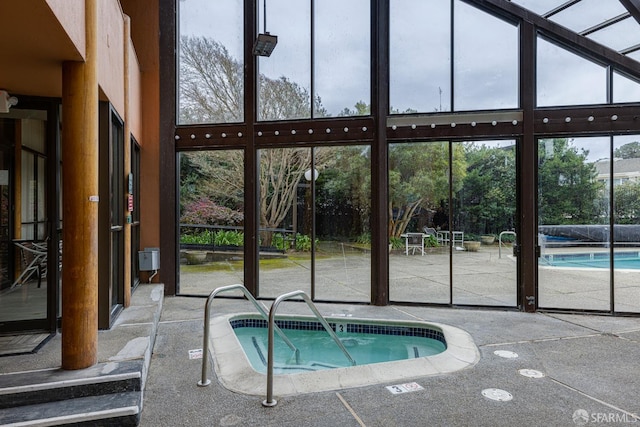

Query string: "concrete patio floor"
[140, 295, 640, 426]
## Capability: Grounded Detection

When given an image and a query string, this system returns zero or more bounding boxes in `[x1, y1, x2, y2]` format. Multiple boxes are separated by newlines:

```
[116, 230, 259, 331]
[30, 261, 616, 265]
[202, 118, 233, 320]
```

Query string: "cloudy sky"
[178, 0, 640, 117]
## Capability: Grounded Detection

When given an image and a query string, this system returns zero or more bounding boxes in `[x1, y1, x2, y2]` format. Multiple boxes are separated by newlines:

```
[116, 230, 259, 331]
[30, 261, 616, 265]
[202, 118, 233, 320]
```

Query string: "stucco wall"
[97, 0, 126, 117]
[46, 0, 86, 59]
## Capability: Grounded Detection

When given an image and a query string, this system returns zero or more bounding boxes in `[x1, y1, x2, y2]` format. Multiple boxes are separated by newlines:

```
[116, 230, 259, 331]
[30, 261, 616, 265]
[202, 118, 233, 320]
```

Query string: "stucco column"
[123, 14, 132, 308]
[61, 0, 99, 370]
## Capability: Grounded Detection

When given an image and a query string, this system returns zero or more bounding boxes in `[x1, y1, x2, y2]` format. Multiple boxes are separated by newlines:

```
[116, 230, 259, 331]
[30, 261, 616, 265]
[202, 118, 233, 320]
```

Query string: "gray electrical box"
[139, 247, 160, 271]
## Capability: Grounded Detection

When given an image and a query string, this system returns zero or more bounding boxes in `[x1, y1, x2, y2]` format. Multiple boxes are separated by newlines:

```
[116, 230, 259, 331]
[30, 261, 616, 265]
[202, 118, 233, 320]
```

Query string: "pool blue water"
[541, 251, 640, 269]
[233, 326, 447, 375]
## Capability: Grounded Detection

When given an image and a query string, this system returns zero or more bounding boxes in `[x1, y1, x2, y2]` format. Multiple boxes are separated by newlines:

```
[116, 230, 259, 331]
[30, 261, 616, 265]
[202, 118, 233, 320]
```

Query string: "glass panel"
[549, 0, 628, 33]
[537, 37, 607, 107]
[258, 0, 311, 121]
[37, 157, 46, 240]
[612, 135, 640, 313]
[390, 0, 451, 114]
[587, 17, 640, 53]
[314, 0, 369, 117]
[0, 115, 48, 323]
[389, 141, 451, 304]
[314, 146, 371, 302]
[258, 148, 311, 298]
[509, 0, 566, 15]
[178, 0, 244, 124]
[538, 137, 610, 310]
[452, 140, 517, 306]
[178, 151, 245, 295]
[21, 152, 35, 240]
[453, 0, 518, 111]
[613, 71, 640, 103]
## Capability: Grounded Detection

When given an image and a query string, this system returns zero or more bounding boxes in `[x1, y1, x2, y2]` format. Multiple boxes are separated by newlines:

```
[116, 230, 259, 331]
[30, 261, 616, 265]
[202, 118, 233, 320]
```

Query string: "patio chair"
[12, 240, 47, 289]
[404, 232, 425, 256]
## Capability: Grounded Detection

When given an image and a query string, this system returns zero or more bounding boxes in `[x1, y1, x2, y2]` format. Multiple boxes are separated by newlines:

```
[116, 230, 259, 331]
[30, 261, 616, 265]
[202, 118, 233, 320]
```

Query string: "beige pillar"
[61, 0, 99, 370]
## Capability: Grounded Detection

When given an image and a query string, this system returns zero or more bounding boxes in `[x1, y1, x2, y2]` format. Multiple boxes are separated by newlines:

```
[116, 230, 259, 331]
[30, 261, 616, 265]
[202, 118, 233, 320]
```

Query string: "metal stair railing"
[197, 284, 299, 387]
[263, 290, 356, 407]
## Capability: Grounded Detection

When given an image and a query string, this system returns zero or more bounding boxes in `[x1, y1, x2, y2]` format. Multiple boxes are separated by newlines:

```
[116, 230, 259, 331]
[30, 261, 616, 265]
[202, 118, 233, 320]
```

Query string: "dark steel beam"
[159, 0, 177, 295]
[244, 0, 259, 297]
[619, 0, 640, 26]
[519, 21, 537, 312]
[370, 0, 389, 306]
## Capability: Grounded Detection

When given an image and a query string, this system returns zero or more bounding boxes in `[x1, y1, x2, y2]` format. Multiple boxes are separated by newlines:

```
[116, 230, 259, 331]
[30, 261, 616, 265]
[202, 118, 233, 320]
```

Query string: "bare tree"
[179, 36, 333, 245]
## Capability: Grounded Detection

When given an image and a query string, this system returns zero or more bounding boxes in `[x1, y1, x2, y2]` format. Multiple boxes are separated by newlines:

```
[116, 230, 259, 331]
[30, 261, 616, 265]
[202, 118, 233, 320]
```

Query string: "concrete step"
[0, 391, 141, 426]
[0, 360, 143, 426]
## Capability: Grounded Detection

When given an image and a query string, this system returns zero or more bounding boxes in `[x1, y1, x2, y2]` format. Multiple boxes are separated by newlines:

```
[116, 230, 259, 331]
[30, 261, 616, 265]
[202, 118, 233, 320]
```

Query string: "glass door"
[0, 107, 55, 332]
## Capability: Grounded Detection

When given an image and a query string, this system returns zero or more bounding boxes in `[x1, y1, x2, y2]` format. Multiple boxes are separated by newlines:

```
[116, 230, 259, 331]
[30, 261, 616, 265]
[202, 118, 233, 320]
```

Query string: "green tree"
[614, 141, 640, 159]
[456, 143, 516, 235]
[388, 142, 466, 238]
[614, 181, 640, 224]
[538, 138, 605, 225]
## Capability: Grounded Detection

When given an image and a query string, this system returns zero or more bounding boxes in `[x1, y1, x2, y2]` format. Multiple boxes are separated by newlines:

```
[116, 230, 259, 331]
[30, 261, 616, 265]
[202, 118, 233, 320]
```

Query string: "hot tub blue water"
[541, 251, 640, 269]
[231, 318, 447, 374]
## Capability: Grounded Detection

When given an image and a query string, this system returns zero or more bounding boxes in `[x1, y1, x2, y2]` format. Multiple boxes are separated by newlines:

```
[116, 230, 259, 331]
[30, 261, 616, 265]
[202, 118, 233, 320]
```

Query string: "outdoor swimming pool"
[232, 318, 447, 374]
[208, 313, 479, 396]
[541, 251, 640, 269]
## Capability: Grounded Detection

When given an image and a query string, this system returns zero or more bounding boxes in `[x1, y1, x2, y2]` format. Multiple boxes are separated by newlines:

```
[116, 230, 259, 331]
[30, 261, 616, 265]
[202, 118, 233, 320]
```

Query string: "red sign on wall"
[128, 194, 134, 212]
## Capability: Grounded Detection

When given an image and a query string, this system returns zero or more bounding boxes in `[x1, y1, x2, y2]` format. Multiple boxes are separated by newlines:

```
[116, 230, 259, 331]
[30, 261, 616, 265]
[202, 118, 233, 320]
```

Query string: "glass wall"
[314, 146, 371, 302]
[389, 140, 517, 306]
[258, 147, 311, 297]
[538, 137, 611, 310]
[389, 141, 451, 304]
[257, 146, 371, 301]
[172, 0, 640, 315]
[613, 135, 640, 313]
[178, 150, 245, 295]
[452, 140, 517, 306]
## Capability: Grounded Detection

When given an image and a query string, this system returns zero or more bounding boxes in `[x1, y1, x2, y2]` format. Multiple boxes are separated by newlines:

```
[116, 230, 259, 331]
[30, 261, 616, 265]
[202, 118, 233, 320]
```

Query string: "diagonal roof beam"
[543, 0, 582, 19]
[469, 0, 640, 77]
[580, 13, 630, 37]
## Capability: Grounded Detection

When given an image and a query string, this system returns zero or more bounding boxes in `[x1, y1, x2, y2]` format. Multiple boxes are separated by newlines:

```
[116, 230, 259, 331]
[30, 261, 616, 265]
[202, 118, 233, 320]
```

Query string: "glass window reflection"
[258, 0, 311, 121]
[178, 0, 244, 124]
[453, 0, 518, 111]
[390, 0, 451, 114]
[314, 0, 370, 117]
[613, 71, 640, 103]
[537, 37, 607, 107]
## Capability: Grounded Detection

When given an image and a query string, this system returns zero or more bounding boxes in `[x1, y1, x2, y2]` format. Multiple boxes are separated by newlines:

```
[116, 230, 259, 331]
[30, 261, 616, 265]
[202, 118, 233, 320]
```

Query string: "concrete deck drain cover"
[518, 369, 545, 378]
[493, 350, 518, 359]
[482, 388, 513, 402]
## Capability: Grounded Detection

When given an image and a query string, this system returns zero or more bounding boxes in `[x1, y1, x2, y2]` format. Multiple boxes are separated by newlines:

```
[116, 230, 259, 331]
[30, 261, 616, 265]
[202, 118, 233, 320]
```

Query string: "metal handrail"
[499, 231, 517, 259]
[263, 290, 356, 407]
[197, 284, 299, 387]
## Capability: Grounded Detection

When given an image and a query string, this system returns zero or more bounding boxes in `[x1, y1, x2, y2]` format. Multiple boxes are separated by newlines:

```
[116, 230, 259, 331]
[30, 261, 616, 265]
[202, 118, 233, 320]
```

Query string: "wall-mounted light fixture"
[0, 90, 18, 114]
[253, 0, 277, 57]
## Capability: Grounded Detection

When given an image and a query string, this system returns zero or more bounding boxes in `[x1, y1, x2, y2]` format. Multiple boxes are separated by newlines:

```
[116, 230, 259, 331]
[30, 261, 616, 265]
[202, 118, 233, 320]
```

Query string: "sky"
[178, 0, 640, 118]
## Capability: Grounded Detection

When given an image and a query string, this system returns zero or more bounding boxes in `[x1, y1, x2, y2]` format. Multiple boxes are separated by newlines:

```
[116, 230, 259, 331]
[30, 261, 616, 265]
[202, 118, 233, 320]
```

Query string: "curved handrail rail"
[499, 231, 517, 259]
[263, 290, 356, 407]
[197, 284, 299, 387]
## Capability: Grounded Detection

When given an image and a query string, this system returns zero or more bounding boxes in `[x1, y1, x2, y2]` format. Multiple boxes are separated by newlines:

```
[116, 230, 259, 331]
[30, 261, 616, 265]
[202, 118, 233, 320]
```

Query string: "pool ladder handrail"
[263, 290, 356, 407]
[499, 231, 517, 259]
[197, 284, 300, 387]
